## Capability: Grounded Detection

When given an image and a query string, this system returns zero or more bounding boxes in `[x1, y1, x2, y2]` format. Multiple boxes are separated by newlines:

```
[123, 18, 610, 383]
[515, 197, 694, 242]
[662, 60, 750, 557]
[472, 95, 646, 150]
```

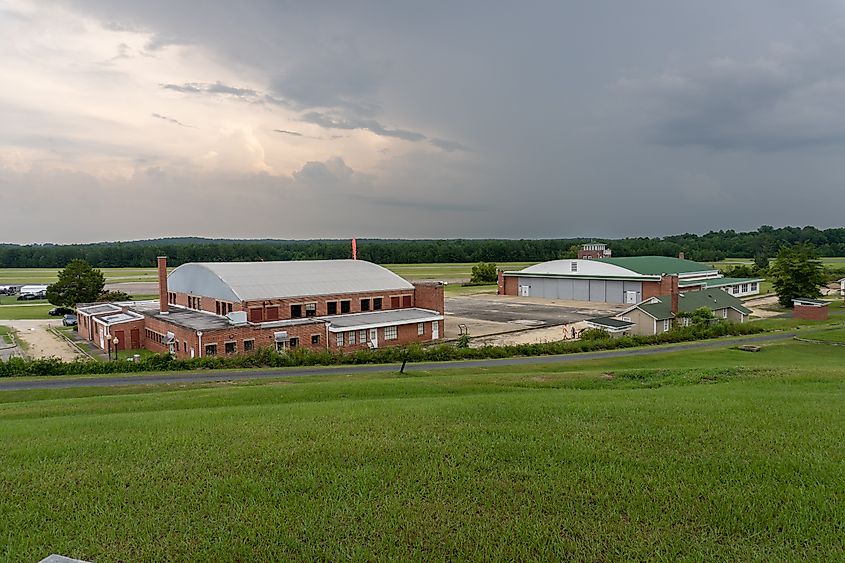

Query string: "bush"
[470, 262, 498, 284]
[579, 328, 611, 340]
[0, 322, 767, 378]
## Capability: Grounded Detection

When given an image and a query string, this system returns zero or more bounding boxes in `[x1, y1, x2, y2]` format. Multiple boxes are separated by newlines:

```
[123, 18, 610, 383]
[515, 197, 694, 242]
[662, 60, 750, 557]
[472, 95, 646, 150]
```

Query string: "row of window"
[251, 295, 412, 323]
[334, 323, 429, 347]
[145, 328, 165, 344]
[215, 300, 234, 316]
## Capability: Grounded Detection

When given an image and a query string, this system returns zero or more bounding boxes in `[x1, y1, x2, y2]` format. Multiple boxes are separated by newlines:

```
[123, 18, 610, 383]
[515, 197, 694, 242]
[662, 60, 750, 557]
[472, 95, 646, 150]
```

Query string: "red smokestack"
[352, 238, 357, 260]
[158, 256, 169, 314]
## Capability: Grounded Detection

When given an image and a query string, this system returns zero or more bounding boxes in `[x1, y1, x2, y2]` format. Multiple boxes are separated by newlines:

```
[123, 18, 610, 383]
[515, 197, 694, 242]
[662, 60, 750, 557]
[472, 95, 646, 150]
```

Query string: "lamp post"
[113, 337, 120, 361]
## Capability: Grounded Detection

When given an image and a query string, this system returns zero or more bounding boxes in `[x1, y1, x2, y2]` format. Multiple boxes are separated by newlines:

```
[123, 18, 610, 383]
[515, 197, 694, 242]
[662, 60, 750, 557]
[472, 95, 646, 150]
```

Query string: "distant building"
[586, 287, 752, 337]
[78, 258, 444, 358]
[498, 252, 761, 304]
[792, 298, 829, 321]
[577, 243, 612, 260]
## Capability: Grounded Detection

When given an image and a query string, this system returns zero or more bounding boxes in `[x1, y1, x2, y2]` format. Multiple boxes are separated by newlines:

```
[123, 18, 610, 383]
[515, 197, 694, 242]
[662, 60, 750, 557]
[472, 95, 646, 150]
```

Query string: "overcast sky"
[2, 0, 845, 243]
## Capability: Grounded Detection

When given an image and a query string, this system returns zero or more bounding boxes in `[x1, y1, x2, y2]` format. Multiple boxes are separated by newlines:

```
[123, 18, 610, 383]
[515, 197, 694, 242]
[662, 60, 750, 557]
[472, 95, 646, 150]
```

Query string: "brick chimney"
[668, 274, 679, 314]
[158, 256, 169, 314]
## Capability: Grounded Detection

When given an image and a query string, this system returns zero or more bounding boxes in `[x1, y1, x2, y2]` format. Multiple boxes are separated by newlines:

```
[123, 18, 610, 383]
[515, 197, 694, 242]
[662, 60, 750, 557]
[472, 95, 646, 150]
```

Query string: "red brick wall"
[498, 271, 518, 295]
[794, 304, 829, 320]
[577, 249, 603, 259]
[642, 275, 679, 311]
[329, 319, 443, 351]
[413, 282, 445, 313]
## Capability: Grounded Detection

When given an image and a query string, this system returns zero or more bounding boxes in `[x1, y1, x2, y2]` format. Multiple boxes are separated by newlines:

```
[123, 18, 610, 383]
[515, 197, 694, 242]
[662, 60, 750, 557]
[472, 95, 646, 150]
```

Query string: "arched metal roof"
[167, 260, 414, 302]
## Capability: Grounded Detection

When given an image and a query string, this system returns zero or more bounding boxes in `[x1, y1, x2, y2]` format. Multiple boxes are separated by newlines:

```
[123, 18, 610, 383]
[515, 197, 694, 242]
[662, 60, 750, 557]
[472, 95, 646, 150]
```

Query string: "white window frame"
[384, 325, 398, 340]
[417, 322, 424, 335]
[359, 329, 367, 343]
[571, 261, 578, 272]
[723, 309, 728, 319]
[348, 331, 356, 345]
[336, 333, 344, 347]
[663, 319, 670, 331]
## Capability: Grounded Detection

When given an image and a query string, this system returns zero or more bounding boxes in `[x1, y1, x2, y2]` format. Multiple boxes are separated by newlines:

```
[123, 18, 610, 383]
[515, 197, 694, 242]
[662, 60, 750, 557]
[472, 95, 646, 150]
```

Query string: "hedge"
[0, 322, 766, 378]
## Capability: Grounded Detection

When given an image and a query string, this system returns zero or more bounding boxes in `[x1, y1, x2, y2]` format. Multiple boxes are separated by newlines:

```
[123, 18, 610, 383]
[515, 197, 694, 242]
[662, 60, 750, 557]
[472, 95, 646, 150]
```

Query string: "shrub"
[470, 262, 498, 284]
[579, 328, 611, 340]
[0, 322, 767, 378]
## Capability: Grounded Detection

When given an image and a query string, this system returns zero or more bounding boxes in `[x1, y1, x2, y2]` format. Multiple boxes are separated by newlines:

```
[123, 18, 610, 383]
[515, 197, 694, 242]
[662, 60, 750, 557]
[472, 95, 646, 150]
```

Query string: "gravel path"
[0, 320, 84, 361]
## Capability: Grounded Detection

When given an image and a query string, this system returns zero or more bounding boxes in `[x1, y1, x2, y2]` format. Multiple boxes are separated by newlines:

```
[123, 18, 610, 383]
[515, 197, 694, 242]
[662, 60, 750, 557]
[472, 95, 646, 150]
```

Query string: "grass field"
[711, 257, 845, 269]
[0, 325, 12, 345]
[1, 340, 843, 561]
[806, 327, 845, 343]
[0, 263, 536, 286]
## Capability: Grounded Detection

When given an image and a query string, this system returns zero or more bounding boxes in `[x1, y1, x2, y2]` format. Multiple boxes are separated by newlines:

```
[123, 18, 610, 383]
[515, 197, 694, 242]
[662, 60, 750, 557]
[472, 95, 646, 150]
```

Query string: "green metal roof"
[638, 300, 675, 320]
[632, 289, 751, 319]
[596, 256, 715, 275]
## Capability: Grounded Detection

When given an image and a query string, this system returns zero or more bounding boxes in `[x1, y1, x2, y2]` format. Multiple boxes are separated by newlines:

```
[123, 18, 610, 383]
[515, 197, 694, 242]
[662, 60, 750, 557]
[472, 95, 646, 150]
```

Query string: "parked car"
[62, 314, 78, 327]
[49, 307, 75, 316]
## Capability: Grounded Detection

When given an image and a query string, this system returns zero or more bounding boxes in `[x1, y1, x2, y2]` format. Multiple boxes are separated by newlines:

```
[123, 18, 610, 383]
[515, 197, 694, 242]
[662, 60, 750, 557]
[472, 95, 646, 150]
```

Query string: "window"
[750, 282, 758, 291]
[248, 308, 263, 323]
[723, 309, 728, 319]
[305, 303, 317, 317]
[384, 326, 398, 340]
[622, 316, 631, 322]
[682, 317, 690, 327]
[663, 320, 670, 331]
[311, 334, 320, 345]
[373, 297, 382, 310]
[402, 295, 412, 307]
[348, 331, 356, 345]
[290, 304, 302, 318]
[275, 341, 287, 352]
[289, 337, 299, 349]
[391, 296, 400, 308]
[265, 306, 279, 321]
[205, 344, 217, 356]
[571, 261, 578, 272]
[359, 329, 367, 343]
[418, 322, 425, 335]
[340, 300, 351, 314]
[327, 301, 338, 315]
[244, 339, 254, 352]
[225, 341, 236, 355]
[360, 298, 371, 312]
[336, 333, 344, 347]
[741, 284, 749, 293]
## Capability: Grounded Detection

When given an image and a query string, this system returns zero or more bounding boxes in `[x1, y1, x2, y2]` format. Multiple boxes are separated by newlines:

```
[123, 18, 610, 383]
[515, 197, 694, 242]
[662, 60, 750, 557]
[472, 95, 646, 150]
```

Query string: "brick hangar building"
[78, 257, 444, 358]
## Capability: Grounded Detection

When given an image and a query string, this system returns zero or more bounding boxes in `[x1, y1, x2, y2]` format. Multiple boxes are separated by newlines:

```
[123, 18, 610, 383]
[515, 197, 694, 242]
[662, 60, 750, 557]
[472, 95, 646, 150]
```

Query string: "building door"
[625, 291, 638, 304]
[114, 330, 125, 350]
[369, 328, 378, 348]
[130, 328, 140, 349]
[519, 285, 530, 297]
[432, 321, 439, 340]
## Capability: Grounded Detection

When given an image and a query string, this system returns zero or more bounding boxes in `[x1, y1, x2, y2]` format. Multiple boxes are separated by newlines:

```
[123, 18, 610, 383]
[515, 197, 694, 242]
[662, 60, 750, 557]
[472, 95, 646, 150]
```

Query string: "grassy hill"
[1, 341, 843, 561]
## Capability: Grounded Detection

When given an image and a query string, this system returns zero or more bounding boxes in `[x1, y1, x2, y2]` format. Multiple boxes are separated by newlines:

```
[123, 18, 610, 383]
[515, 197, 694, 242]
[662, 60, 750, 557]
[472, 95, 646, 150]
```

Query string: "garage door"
[605, 280, 624, 303]
[573, 280, 589, 301]
[588, 280, 606, 302]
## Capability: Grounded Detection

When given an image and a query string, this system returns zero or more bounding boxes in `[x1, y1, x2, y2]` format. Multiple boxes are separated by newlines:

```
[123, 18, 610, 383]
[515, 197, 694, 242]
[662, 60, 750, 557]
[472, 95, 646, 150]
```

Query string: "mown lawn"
[1, 341, 843, 561]
[0, 305, 54, 320]
[807, 327, 845, 343]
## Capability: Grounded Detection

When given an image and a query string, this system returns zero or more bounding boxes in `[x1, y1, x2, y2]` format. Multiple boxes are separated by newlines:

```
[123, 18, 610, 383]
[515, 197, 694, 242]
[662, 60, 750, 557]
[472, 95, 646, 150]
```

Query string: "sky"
[2, 0, 845, 244]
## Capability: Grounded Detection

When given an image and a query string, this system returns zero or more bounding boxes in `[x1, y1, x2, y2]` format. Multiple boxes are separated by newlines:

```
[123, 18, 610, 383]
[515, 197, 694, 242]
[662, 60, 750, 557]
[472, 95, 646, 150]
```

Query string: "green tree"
[470, 262, 498, 283]
[98, 290, 132, 302]
[753, 252, 770, 274]
[46, 259, 106, 307]
[768, 243, 826, 307]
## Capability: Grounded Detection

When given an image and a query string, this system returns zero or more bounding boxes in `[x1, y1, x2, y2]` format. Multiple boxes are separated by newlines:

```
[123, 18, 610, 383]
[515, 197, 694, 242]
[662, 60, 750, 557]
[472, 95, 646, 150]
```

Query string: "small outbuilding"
[792, 298, 829, 321]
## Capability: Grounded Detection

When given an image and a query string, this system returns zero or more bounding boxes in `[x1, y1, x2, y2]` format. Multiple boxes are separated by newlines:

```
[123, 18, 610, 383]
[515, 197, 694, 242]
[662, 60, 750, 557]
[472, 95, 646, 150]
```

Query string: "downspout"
[197, 331, 203, 357]
[325, 322, 329, 351]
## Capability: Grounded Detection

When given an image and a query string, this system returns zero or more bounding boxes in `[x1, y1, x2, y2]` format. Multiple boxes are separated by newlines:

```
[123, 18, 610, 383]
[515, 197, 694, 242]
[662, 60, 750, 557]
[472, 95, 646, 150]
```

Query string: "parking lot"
[444, 293, 627, 341]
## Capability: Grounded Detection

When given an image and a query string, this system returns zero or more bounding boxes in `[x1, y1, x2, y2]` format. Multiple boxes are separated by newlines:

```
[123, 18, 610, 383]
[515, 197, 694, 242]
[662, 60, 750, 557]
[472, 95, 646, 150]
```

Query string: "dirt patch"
[469, 321, 590, 347]
[2, 320, 84, 361]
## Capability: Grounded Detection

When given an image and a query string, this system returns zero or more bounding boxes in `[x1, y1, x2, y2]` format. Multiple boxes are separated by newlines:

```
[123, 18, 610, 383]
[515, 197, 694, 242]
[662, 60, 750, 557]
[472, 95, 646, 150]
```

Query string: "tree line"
[1, 225, 844, 268]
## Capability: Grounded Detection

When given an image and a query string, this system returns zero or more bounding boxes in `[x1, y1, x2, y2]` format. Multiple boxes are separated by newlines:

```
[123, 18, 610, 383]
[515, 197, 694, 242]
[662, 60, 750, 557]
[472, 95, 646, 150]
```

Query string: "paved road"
[446, 294, 625, 327]
[0, 332, 796, 391]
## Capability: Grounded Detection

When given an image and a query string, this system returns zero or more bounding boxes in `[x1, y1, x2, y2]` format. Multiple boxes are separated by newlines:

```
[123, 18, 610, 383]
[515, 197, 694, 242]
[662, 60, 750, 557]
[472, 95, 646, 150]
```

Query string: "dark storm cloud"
[631, 41, 845, 152]
[300, 111, 426, 142]
[161, 81, 288, 106]
[273, 129, 303, 137]
[151, 112, 192, 127]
